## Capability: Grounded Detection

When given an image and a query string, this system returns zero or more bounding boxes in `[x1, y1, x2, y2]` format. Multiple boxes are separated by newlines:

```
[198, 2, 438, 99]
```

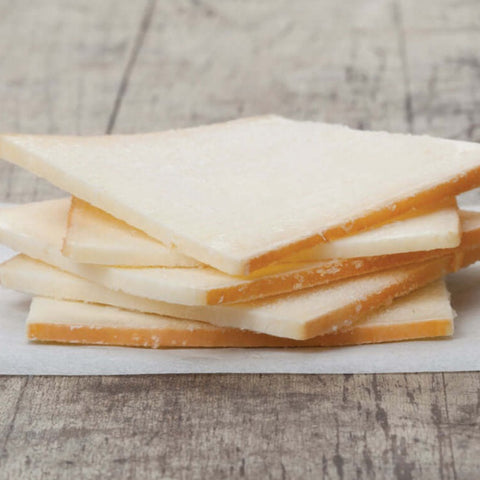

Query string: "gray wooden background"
[0, 1, 479, 478]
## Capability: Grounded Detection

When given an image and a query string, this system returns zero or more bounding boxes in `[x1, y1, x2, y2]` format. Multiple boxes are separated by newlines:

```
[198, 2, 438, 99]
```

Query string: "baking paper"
[0, 211, 480, 374]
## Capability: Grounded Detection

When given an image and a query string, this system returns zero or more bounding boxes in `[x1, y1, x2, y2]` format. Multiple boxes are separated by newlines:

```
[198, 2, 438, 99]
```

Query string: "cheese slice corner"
[63, 197, 201, 267]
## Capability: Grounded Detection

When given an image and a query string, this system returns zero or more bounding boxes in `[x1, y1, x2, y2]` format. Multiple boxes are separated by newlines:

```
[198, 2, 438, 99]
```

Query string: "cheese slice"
[26, 280, 454, 348]
[287, 199, 460, 262]
[0, 200, 474, 306]
[2, 116, 480, 275]
[1, 244, 477, 339]
[64, 198, 201, 267]
[64, 197, 461, 266]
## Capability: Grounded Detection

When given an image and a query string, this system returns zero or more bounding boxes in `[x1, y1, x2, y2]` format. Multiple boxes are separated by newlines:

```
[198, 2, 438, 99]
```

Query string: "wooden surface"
[0, 1, 480, 478]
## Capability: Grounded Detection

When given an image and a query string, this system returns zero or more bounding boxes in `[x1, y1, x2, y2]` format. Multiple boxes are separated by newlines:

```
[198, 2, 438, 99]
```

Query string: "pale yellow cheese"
[64, 198, 200, 267]
[26, 281, 454, 348]
[64, 197, 461, 265]
[0, 252, 468, 340]
[286, 199, 460, 261]
[2, 116, 480, 274]
[0, 200, 474, 306]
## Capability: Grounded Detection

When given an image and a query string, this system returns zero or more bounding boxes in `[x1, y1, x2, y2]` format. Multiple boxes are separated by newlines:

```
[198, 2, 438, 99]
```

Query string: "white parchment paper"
[0, 215, 480, 374]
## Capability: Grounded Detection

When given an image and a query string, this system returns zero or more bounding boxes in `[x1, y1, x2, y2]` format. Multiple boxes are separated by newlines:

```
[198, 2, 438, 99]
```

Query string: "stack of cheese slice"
[1, 115, 480, 349]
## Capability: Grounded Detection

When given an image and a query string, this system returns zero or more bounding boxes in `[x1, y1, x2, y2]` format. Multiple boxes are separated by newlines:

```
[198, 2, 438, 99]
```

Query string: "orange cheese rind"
[207, 248, 448, 305]
[0, 200, 478, 307]
[2, 235, 477, 340]
[2, 116, 480, 275]
[63, 196, 461, 268]
[26, 281, 454, 348]
[246, 168, 480, 274]
[1, 210, 479, 340]
[27, 318, 454, 349]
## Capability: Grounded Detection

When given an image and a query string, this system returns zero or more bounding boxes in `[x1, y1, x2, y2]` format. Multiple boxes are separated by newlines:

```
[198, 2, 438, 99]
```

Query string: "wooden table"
[0, 1, 479, 478]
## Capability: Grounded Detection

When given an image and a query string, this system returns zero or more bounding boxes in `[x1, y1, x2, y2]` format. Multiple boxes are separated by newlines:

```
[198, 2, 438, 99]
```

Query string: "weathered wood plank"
[0, 374, 466, 479]
[402, 0, 480, 30]
[443, 372, 480, 479]
[0, 377, 28, 461]
[400, 0, 480, 207]
[112, 0, 408, 133]
[402, 12, 480, 140]
[0, 0, 150, 202]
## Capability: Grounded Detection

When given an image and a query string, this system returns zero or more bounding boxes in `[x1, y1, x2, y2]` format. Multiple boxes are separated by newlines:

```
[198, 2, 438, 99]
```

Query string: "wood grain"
[0, 0, 480, 478]
[114, 0, 408, 132]
[0, 0, 150, 202]
[444, 372, 480, 478]
[0, 374, 473, 479]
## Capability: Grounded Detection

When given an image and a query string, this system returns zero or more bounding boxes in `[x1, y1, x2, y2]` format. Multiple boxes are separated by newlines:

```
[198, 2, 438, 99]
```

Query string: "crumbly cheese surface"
[2, 116, 480, 274]
[0, 199, 471, 306]
[1, 253, 457, 339]
[25, 280, 453, 347]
